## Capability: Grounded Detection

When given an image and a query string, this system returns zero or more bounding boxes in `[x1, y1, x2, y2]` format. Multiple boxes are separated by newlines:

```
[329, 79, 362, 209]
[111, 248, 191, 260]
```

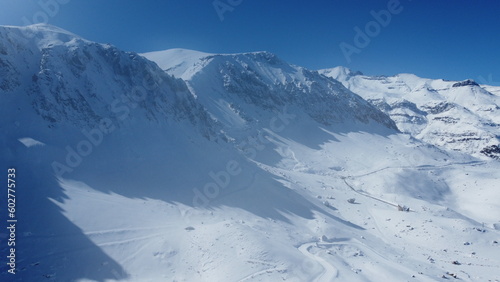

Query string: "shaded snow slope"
[0, 24, 219, 139]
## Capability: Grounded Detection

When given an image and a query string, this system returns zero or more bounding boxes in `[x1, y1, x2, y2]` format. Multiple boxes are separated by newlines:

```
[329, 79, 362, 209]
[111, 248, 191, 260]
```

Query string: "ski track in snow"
[347, 160, 486, 179]
[94, 233, 165, 247]
[342, 178, 399, 208]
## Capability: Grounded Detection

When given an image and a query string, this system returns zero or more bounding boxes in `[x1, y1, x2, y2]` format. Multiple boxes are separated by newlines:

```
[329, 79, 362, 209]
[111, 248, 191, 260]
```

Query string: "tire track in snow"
[84, 225, 173, 236]
[96, 233, 166, 247]
[298, 242, 338, 282]
[237, 267, 287, 282]
[316, 238, 427, 280]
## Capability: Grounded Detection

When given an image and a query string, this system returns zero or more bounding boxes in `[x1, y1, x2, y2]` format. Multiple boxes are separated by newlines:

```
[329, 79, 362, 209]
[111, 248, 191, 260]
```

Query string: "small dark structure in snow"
[398, 205, 410, 212]
[347, 198, 356, 204]
[446, 272, 458, 279]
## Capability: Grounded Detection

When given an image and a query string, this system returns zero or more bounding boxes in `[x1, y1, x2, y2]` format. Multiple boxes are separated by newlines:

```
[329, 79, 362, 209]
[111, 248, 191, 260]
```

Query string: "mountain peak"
[1, 23, 79, 38]
[322, 69, 500, 158]
[0, 24, 86, 51]
[0, 27, 221, 140]
[141, 49, 287, 79]
[143, 48, 398, 131]
[452, 79, 479, 87]
[233, 50, 281, 63]
[318, 66, 363, 80]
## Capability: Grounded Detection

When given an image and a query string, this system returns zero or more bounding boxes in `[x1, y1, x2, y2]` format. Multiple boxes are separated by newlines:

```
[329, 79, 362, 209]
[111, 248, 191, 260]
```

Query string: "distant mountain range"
[320, 67, 500, 159]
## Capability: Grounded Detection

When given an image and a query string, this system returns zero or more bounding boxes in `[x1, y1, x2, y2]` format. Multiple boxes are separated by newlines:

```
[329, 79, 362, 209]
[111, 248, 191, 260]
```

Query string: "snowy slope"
[142, 49, 398, 135]
[0, 24, 219, 139]
[320, 67, 500, 159]
[482, 84, 500, 96]
[1, 25, 499, 282]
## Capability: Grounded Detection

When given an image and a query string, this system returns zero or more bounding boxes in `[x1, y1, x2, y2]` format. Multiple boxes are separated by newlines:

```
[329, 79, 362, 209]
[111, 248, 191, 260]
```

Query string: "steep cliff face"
[0, 24, 219, 139]
[321, 67, 500, 158]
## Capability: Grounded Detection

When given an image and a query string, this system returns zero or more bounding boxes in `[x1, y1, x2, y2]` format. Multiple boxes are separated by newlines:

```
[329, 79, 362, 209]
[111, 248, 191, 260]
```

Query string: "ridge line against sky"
[0, 0, 499, 85]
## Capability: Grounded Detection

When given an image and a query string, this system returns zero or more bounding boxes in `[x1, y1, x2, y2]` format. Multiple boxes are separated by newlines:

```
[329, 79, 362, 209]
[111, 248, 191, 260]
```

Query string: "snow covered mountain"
[0, 24, 220, 140]
[143, 49, 398, 135]
[1, 25, 499, 282]
[320, 67, 500, 159]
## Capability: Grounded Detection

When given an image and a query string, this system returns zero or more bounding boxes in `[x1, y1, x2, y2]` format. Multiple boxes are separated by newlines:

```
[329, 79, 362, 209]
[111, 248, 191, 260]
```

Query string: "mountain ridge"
[142, 48, 399, 134]
[320, 66, 500, 158]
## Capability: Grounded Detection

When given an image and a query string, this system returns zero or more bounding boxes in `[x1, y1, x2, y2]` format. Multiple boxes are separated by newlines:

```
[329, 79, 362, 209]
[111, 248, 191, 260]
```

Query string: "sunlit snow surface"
[320, 67, 500, 158]
[18, 137, 45, 147]
[0, 25, 499, 281]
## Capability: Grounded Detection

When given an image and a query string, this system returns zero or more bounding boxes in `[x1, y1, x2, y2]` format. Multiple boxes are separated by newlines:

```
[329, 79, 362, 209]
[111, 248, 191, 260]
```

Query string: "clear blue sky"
[1, 0, 499, 85]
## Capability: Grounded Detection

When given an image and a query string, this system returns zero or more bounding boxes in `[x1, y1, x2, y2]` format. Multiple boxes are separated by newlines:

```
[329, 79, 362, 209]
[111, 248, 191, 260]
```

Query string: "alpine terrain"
[1, 24, 499, 281]
[320, 67, 500, 159]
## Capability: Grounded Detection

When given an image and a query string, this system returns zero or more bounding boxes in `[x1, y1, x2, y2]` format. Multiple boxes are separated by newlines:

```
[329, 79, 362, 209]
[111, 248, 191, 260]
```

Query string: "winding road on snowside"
[341, 177, 400, 209]
[298, 242, 338, 282]
[298, 237, 431, 282]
